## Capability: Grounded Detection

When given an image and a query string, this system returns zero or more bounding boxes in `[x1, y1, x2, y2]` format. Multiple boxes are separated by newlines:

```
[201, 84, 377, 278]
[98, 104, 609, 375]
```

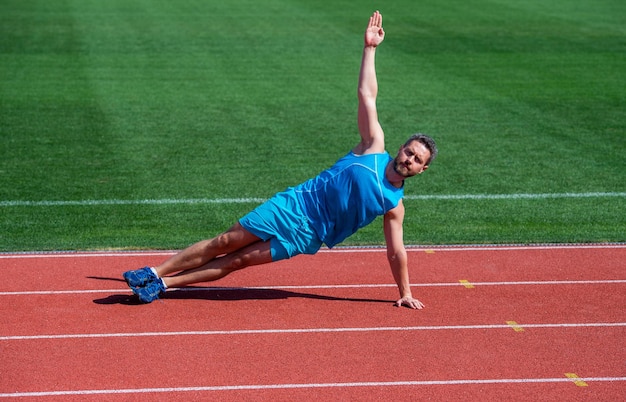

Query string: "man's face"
[393, 140, 431, 178]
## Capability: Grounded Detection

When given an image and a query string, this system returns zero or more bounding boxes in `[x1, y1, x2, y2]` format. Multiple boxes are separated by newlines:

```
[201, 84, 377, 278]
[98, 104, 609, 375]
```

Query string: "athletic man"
[123, 11, 437, 308]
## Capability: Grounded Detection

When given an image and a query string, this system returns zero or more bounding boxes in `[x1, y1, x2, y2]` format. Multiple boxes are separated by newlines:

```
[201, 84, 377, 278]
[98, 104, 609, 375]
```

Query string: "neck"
[385, 161, 404, 188]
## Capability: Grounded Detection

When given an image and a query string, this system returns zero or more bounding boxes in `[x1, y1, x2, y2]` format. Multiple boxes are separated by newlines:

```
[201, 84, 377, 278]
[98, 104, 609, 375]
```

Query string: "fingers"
[395, 297, 425, 310]
[406, 300, 423, 309]
[369, 11, 382, 28]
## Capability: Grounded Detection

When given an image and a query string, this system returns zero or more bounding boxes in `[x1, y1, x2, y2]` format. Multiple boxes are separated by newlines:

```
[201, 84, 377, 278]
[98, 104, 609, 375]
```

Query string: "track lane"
[0, 282, 624, 336]
[1, 246, 624, 292]
[2, 327, 624, 398]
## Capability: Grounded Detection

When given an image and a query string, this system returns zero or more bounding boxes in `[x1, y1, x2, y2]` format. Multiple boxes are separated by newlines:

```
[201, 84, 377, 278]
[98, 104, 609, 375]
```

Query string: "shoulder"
[352, 137, 386, 155]
[343, 150, 390, 160]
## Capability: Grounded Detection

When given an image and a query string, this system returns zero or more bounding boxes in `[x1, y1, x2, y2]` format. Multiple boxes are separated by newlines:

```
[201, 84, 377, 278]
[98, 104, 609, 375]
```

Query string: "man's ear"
[423, 165, 429, 171]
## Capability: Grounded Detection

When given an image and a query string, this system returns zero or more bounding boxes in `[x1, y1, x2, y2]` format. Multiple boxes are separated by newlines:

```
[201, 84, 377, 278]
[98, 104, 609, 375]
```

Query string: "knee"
[213, 226, 246, 254]
[227, 254, 251, 272]
[215, 233, 231, 252]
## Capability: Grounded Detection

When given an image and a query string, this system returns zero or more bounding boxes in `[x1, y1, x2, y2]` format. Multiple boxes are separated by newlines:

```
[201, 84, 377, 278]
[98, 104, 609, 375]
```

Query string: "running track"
[1, 245, 624, 400]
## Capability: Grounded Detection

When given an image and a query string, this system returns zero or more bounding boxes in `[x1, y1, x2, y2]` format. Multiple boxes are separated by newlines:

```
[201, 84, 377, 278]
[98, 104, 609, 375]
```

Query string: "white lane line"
[1, 376, 625, 397]
[0, 251, 177, 258]
[2, 322, 625, 341]
[332, 244, 626, 252]
[1, 243, 624, 258]
[1, 279, 625, 296]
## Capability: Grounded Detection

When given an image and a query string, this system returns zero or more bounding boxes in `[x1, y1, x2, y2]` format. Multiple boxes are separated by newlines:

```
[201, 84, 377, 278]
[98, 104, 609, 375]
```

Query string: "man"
[124, 11, 437, 308]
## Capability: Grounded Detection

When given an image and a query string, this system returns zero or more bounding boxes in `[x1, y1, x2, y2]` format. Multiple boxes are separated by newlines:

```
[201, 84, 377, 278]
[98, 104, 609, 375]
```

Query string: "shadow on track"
[89, 277, 391, 306]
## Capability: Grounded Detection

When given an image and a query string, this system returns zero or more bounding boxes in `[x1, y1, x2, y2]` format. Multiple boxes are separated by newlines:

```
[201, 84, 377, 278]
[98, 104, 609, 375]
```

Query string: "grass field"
[1, 0, 624, 251]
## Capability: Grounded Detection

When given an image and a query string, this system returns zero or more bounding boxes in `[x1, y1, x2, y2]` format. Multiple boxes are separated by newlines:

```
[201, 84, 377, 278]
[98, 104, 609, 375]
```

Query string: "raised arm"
[353, 11, 386, 156]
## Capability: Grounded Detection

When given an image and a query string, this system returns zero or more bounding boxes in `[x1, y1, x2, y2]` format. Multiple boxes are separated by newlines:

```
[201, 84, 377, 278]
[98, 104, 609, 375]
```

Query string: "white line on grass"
[1, 192, 624, 207]
[0, 197, 266, 207]
[1, 376, 625, 397]
[404, 192, 626, 201]
[2, 322, 625, 341]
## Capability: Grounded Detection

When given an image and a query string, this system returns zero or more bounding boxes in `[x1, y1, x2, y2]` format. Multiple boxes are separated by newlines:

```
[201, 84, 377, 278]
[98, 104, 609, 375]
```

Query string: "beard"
[393, 158, 414, 178]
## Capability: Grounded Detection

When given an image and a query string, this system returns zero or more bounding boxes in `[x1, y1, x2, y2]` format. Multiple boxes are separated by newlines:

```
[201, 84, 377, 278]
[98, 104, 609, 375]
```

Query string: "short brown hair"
[404, 134, 438, 165]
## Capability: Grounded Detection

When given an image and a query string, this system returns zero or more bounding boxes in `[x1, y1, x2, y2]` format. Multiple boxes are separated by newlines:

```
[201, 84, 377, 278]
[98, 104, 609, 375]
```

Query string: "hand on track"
[395, 296, 425, 310]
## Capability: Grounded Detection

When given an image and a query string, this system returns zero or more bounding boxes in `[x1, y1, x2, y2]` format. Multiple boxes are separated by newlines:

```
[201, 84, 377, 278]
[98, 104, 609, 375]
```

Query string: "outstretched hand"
[364, 11, 385, 47]
[395, 296, 425, 310]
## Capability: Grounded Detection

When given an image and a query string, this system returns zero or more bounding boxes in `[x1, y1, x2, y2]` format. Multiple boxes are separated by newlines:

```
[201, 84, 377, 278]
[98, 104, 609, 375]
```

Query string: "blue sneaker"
[123, 267, 157, 288]
[134, 278, 166, 304]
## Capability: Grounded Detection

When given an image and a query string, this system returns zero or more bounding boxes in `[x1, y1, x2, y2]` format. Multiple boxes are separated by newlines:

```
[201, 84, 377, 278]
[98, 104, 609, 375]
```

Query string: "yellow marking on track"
[459, 280, 474, 288]
[565, 373, 588, 387]
[424, 249, 435, 254]
[506, 321, 525, 332]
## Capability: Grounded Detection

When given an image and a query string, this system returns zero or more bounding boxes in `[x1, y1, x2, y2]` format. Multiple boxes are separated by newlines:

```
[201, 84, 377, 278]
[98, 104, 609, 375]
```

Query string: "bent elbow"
[387, 248, 407, 263]
[358, 88, 377, 102]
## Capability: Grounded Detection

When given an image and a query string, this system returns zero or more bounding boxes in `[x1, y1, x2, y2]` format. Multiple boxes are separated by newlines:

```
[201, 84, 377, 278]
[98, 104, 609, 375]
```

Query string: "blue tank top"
[293, 151, 404, 248]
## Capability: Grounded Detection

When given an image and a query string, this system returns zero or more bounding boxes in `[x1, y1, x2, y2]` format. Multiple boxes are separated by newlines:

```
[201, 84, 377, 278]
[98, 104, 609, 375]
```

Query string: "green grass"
[1, 0, 625, 251]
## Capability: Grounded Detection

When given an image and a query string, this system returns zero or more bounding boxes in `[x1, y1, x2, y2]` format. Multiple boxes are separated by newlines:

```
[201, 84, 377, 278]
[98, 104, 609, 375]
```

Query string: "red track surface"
[1, 245, 625, 401]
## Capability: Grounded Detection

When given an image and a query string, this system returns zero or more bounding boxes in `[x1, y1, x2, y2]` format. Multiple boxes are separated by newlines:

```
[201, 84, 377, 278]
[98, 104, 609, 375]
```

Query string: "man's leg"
[162, 239, 273, 288]
[124, 223, 273, 303]
[154, 222, 262, 277]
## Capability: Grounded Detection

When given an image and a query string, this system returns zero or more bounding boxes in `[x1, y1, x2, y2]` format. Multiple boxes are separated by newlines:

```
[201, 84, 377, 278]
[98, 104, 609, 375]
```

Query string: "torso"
[293, 152, 404, 247]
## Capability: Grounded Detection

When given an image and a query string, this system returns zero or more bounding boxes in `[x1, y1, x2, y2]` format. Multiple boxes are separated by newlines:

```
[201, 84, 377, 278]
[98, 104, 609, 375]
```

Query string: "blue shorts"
[239, 188, 323, 261]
